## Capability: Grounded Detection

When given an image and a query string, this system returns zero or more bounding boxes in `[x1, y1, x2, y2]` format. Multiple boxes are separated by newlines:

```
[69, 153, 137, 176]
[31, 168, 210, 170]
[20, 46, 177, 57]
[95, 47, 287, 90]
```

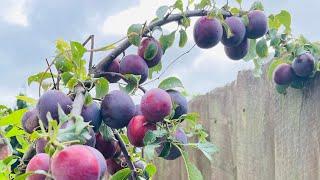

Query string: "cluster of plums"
[193, 10, 268, 60]
[22, 79, 188, 178]
[273, 52, 315, 88]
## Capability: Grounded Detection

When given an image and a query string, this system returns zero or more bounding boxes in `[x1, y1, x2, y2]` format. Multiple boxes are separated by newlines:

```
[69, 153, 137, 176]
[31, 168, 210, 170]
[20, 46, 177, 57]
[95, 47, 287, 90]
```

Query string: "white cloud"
[0, 0, 29, 27]
[101, 0, 176, 35]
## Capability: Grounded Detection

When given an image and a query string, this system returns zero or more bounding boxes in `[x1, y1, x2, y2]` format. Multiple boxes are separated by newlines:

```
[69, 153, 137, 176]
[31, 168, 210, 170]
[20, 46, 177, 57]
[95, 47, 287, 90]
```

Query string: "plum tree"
[292, 53, 315, 77]
[101, 90, 135, 129]
[35, 138, 47, 154]
[81, 102, 102, 132]
[120, 54, 149, 84]
[156, 128, 187, 160]
[51, 145, 106, 180]
[26, 153, 50, 180]
[95, 133, 120, 159]
[246, 10, 268, 39]
[167, 90, 188, 119]
[273, 63, 295, 85]
[138, 37, 163, 68]
[193, 16, 223, 49]
[127, 115, 156, 147]
[221, 16, 246, 47]
[98, 58, 121, 83]
[140, 88, 172, 122]
[22, 109, 39, 134]
[224, 38, 249, 60]
[36, 90, 72, 127]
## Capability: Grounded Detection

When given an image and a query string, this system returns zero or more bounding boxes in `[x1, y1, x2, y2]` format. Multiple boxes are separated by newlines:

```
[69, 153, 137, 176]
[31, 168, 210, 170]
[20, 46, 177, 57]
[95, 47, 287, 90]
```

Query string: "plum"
[119, 54, 149, 84]
[224, 38, 249, 60]
[95, 133, 120, 159]
[156, 128, 187, 160]
[35, 138, 48, 154]
[106, 157, 126, 175]
[81, 102, 102, 132]
[134, 104, 142, 116]
[246, 10, 268, 39]
[26, 153, 50, 180]
[167, 90, 188, 119]
[99, 58, 121, 83]
[273, 63, 295, 85]
[193, 16, 223, 49]
[138, 37, 163, 68]
[127, 115, 156, 147]
[292, 53, 315, 77]
[22, 109, 39, 133]
[51, 145, 106, 180]
[221, 16, 246, 47]
[140, 88, 172, 122]
[36, 90, 72, 127]
[101, 90, 135, 129]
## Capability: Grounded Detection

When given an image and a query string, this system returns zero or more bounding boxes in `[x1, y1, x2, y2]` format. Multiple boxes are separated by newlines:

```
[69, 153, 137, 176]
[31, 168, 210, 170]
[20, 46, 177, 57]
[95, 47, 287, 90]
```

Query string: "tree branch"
[93, 9, 216, 76]
[71, 85, 86, 116]
[113, 129, 137, 179]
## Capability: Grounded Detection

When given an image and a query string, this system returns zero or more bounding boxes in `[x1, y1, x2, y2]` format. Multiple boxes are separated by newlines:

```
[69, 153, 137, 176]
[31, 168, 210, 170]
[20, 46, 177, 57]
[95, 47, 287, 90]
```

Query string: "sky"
[0, 0, 319, 107]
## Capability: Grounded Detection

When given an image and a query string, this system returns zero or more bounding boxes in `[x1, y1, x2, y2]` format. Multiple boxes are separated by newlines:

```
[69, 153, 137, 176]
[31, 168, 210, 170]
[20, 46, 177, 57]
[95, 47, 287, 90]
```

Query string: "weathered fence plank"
[154, 68, 320, 180]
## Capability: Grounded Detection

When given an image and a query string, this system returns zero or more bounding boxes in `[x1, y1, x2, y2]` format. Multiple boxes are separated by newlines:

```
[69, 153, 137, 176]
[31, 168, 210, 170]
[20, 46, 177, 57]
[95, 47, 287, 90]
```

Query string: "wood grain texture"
[154, 67, 320, 180]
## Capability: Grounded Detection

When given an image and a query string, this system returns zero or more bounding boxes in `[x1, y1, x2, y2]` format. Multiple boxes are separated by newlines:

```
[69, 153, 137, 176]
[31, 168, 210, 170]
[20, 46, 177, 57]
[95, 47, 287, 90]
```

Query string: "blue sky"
[0, 0, 319, 106]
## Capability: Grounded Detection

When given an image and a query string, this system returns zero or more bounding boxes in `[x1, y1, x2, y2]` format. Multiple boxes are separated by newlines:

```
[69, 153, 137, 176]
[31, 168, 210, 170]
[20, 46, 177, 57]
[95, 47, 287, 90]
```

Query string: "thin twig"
[88, 35, 94, 74]
[46, 58, 56, 89]
[38, 60, 55, 97]
[142, 44, 196, 86]
[82, 36, 92, 46]
[113, 129, 137, 179]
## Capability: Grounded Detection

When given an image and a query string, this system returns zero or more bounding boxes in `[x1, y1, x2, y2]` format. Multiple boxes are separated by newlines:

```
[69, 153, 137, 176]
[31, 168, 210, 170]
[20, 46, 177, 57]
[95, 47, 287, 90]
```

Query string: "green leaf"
[143, 130, 157, 145]
[276, 10, 291, 33]
[144, 144, 159, 160]
[174, 0, 183, 12]
[111, 168, 131, 180]
[54, 56, 73, 72]
[5, 126, 25, 138]
[28, 72, 55, 86]
[66, 77, 78, 89]
[250, 1, 264, 11]
[159, 31, 176, 53]
[195, 0, 211, 9]
[0, 109, 27, 127]
[95, 77, 109, 99]
[158, 76, 184, 90]
[267, 59, 285, 81]
[84, 93, 93, 106]
[178, 146, 203, 180]
[99, 123, 114, 141]
[61, 72, 73, 85]
[148, 62, 162, 79]
[144, 42, 158, 61]
[127, 24, 143, 46]
[70, 41, 86, 61]
[179, 29, 188, 48]
[156, 6, 169, 19]
[276, 84, 288, 95]
[243, 39, 257, 61]
[56, 39, 70, 53]
[236, 0, 242, 4]
[191, 141, 218, 162]
[256, 38, 268, 58]
[230, 7, 240, 15]
[119, 74, 141, 94]
[221, 20, 233, 38]
[144, 163, 157, 178]
[181, 16, 191, 28]
[15, 96, 36, 105]
[158, 142, 171, 158]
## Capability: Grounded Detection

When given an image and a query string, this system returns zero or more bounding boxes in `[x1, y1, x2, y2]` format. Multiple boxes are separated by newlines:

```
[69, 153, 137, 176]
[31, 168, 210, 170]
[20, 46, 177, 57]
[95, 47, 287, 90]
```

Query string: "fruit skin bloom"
[273, 64, 295, 85]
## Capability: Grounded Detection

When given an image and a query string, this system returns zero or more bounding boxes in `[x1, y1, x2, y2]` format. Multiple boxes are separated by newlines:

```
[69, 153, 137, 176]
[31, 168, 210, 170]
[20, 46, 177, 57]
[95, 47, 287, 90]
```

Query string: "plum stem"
[92, 9, 229, 76]
[113, 129, 138, 179]
[45, 58, 56, 89]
